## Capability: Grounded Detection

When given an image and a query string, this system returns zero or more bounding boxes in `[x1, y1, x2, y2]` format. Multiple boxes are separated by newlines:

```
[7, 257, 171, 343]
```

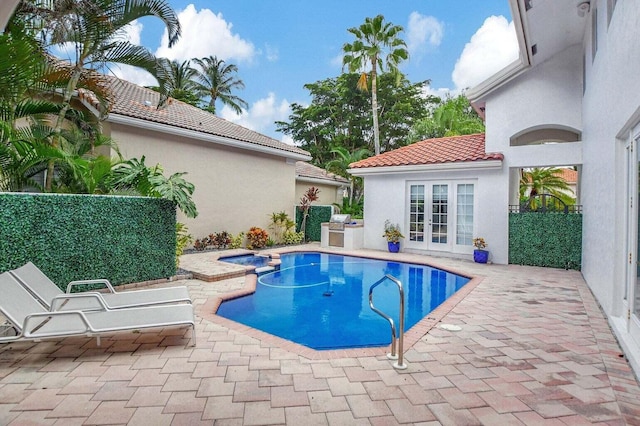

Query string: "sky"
[110, 1, 519, 143]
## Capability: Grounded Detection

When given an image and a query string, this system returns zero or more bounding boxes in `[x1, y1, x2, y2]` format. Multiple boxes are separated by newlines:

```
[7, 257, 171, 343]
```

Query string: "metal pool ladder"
[369, 274, 407, 370]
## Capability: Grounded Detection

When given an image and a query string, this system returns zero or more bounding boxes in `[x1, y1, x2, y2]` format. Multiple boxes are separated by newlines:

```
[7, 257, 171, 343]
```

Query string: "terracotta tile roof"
[521, 168, 578, 184]
[296, 162, 349, 185]
[349, 133, 503, 169]
[85, 76, 310, 158]
[556, 168, 577, 183]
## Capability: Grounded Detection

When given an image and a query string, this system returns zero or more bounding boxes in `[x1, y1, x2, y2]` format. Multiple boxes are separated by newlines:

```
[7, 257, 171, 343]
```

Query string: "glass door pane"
[409, 185, 425, 242]
[431, 184, 448, 244]
[456, 184, 474, 245]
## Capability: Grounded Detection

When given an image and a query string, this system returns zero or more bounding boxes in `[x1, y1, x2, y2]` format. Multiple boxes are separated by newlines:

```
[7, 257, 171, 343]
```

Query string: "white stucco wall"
[580, 0, 640, 317]
[107, 122, 298, 240]
[484, 44, 584, 154]
[360, 165, 507, 263]
[478, 0, 640, 375]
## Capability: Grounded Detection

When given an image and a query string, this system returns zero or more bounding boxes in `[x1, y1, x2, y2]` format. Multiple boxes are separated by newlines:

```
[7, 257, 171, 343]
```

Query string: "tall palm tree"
[342, 15, 408, 156]
[14, 0, 181, 190]
[192, 55, 248, 115]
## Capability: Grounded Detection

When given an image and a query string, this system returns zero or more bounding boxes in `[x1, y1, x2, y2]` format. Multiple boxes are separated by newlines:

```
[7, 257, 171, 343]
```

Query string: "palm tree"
[326, 146, 371, 205]
[342, 15, 408, 156]
[14, 0, 181, 190]
[192, 56, 248, 114]
[520, 167, 575, 209]
[152, 58, 200, 107]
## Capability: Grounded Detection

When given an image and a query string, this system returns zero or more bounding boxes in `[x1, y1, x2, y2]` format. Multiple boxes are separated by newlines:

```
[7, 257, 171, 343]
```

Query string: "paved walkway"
[2, 245, 640, 425]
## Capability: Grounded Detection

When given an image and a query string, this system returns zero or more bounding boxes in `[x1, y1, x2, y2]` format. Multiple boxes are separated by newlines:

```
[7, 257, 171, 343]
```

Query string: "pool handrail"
[368, 274, 407, 370]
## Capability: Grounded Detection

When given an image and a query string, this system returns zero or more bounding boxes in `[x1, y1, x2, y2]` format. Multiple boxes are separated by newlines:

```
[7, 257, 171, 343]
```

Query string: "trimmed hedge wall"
[509, 212, 582, 270]
[296, 205, 333, 241]
[0, 193, 176, 288]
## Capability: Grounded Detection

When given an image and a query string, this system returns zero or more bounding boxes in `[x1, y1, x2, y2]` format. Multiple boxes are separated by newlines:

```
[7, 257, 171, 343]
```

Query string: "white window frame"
[405, 180, 477, 254]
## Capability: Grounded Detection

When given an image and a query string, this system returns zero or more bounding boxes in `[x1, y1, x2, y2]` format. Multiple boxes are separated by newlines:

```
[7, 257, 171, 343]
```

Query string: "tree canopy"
[406, 94, 485, 142]
[276, 72, 433, 167]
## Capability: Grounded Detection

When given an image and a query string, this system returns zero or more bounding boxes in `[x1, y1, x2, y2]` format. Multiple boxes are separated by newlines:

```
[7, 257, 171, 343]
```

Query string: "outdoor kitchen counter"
[320, 221, 364, 250]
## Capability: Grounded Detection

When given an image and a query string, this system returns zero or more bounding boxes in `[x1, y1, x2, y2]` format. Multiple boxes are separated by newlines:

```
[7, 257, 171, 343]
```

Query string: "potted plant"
[383, 220, 404, 253]
[473, 237, 489, 263]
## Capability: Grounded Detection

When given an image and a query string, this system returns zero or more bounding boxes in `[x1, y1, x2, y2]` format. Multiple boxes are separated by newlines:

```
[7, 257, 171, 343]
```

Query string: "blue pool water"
[219, 254, 271, 268]
[216, 252, 470, 350]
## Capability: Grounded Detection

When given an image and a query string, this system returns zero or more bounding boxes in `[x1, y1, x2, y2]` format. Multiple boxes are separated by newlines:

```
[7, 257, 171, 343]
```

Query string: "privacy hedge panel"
[296, 205, 333, 241]
[0, 193, 176, 288]
[509, 212, 582, 270]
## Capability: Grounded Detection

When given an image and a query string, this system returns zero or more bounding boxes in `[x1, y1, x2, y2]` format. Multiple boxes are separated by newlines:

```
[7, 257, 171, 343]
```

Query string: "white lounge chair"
[10, 262, 191, 311]
[0, 272, 196, 346]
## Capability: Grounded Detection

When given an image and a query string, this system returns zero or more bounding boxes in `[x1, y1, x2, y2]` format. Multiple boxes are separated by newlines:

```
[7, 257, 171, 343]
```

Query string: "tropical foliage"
[343, 15, 409, 156]
[519, 167, 576, 209]
[407, 94, 485, 142]
[0, 0, 198, 219]
[192, 56, 248, 114]
[276, 73, 432, 165]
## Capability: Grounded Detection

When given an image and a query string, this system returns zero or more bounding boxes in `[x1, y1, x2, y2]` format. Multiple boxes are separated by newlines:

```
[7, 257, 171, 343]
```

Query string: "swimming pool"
[216, 252, 471, 350]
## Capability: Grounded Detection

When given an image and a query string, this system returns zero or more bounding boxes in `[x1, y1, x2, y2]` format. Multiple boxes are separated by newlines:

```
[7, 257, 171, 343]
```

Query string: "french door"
[408, 182, 474, 252]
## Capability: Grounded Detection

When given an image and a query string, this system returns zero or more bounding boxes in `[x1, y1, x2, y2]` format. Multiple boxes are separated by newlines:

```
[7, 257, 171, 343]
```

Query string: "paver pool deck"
[1, 244, 640, 425]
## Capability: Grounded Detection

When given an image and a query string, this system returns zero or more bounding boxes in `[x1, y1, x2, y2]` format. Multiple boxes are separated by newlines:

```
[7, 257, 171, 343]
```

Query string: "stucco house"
[96, 77, 311, 239]
[349, 133, 504, 258]
[351, 0, 640, 376]
[295, 161, 349, 207]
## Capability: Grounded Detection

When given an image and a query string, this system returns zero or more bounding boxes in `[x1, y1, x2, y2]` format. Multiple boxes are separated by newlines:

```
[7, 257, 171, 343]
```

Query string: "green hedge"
[296, 205, 333, 241]
[0, 193, 176, 288]
[509, 212, 582, 270]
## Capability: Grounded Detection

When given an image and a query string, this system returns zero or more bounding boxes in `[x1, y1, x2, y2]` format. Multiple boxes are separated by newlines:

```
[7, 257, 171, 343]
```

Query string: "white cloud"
[120, 20, 143, 45]
[155, 4, 256, 63]
[406, 12, 444, 55]
[451, 15, 519, 90]
[110, 64, 157, 87]
[220, 93, 291, 138]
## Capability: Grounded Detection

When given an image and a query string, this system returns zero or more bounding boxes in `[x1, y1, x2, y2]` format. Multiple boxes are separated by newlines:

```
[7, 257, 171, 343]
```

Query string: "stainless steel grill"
[328, 214, 351, 231]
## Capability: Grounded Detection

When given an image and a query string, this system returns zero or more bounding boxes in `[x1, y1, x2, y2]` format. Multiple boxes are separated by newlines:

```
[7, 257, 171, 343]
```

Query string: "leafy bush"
[296, 205, 332, 241]
[509, 212, 582, 270]
[176, 223, 193, 267]
[246, 227, 269, 249]
[0, 193, 176, 287]
[230, 232, 245, 249]
[283, 230, 304, 245]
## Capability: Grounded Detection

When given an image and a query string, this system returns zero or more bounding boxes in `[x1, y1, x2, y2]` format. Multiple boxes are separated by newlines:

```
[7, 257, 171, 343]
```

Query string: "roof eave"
[296, 176, 349, 187]
[467, 0, 531, 106]
[107, 113, 312, 162]
[348, 159, 503, 177]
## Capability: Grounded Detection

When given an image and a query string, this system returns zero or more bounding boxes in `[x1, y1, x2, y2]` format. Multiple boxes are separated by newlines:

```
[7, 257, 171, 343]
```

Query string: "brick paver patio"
[1, 245, 640, 425]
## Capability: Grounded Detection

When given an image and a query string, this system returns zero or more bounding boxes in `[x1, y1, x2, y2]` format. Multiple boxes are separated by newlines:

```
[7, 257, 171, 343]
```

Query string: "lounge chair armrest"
[50, 292, 110, 311]
[22, 310, 93, 337]
[66, 279, 116, 293]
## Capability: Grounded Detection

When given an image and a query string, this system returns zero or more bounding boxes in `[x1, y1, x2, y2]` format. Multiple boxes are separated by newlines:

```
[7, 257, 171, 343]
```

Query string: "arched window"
[510, 126, 581, 146]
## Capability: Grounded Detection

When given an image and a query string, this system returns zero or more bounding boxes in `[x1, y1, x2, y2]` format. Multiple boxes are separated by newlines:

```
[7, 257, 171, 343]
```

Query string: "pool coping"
[197, 247, 484, 360]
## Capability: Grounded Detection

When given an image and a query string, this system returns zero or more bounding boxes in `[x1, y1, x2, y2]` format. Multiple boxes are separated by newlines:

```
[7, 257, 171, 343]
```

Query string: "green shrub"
[509, 212, 582, 270]
[295, 205, 332, 242]
[176, 222, 193, 267]
[230, 232, 245, 249]
[283, 230, 304, 245]
[0, 193, 176, 287]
